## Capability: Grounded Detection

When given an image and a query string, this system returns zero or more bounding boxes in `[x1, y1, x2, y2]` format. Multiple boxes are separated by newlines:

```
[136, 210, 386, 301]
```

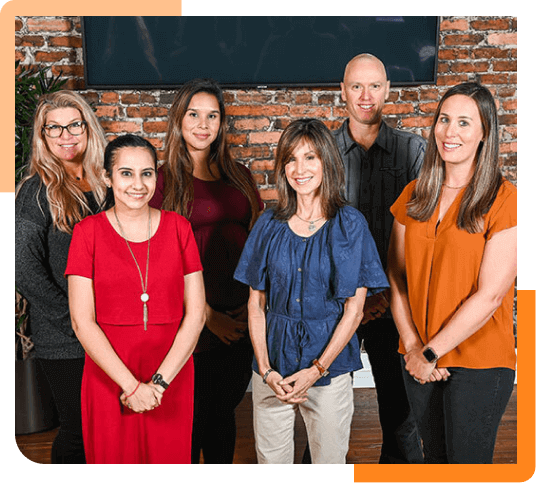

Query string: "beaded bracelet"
[124, 380, 141, 398]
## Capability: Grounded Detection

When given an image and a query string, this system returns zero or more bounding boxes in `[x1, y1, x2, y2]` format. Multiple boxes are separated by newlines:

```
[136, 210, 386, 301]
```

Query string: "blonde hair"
[16, 90, 107, 233]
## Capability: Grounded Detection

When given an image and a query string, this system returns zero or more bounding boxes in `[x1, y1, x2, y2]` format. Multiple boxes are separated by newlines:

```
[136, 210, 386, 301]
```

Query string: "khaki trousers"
[251, 371, 354, 464]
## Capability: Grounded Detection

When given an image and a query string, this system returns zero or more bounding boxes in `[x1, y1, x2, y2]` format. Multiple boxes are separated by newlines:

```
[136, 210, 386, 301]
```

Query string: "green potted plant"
[15, 60, 66, 434]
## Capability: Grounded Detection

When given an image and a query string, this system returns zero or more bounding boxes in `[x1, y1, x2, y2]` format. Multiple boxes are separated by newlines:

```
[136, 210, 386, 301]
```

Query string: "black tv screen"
[81, 16, 440, 89]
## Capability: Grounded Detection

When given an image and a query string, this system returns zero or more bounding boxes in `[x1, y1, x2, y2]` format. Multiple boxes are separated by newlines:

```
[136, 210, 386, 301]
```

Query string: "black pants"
[402, 361, 515, 464]
[191, 340, 253, 464]
[38, 357, 86, 464]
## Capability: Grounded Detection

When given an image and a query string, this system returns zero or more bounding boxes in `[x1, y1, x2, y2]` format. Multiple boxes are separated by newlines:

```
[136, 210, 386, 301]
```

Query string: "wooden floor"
[16, 386, 517, 464]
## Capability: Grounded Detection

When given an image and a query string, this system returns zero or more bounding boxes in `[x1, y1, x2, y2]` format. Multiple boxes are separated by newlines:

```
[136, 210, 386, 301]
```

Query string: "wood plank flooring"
[16, 386, 517, 464]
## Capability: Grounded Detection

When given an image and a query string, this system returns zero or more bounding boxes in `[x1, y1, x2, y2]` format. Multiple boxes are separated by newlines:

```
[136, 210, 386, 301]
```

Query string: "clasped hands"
[404, 348, 450, 385]
[265, 367, 321, 404]
[120, 381, 164, 413]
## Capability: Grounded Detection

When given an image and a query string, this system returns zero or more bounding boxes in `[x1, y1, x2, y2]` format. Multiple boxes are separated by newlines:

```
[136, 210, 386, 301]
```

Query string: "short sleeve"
[65, 219, 95, 279]
[390, 180, 416, 226]
[329, 207, 389, 299]
[485, 181, 517, 240]
[176, 213, 203, 275]
[233, 210, 275, 290]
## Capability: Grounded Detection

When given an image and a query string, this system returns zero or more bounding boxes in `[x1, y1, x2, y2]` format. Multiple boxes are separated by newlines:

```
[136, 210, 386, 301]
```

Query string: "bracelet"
[312, 359, 329, 377]
[262, 368, 274, 384]
[124, 380, 141, 398]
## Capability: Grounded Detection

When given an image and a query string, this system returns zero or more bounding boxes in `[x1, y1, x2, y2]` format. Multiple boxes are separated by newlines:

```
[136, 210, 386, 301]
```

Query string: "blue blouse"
[234, 206, 389, 386]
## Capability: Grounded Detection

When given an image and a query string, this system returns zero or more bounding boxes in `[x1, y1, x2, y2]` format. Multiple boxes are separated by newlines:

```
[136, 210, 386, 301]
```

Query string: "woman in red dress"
[66, 134, 205, 463]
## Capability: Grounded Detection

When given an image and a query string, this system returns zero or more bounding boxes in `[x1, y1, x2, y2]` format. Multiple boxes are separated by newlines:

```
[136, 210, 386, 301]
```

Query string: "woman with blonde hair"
[15, 90, 106, 463]
[388, 82, 517, 463]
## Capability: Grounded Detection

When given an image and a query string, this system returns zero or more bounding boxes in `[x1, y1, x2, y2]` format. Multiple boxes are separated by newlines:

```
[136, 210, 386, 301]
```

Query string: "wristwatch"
[422, 347, 439, 364]
[151, 373, 169, 390]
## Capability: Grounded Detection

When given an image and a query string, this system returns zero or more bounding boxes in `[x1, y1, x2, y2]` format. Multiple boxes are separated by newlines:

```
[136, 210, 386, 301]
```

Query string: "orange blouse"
[391, 179, 517, 370]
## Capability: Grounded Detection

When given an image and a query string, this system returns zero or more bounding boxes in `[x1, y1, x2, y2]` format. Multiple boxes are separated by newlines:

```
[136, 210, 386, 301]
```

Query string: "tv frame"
[81, 16, 441, 90]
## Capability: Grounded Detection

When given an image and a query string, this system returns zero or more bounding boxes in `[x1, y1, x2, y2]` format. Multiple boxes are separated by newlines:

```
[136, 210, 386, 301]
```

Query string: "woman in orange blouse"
[388, 82, 517, 464]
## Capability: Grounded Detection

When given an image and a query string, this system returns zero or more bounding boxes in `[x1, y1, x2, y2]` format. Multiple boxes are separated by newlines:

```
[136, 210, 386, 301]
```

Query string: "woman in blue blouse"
[234, 119, 388, 464]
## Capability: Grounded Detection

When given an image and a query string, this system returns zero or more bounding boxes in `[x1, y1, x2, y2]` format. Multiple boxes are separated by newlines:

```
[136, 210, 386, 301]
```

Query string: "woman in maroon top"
[151, 78, 263, 463]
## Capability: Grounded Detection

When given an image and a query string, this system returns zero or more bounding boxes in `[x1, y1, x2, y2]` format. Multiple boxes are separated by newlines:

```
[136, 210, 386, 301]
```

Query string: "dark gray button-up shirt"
[333, 119, 426, 269]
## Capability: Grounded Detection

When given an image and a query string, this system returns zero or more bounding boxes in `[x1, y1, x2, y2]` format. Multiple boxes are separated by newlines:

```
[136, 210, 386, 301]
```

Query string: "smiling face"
[341, 56, 390, 127]
[284, 139, 323, 199]
[434, 94, 484, 169]
[105, 146, 157, 212]
[181, 92, 221, 158]
[43, 107, 88, 164]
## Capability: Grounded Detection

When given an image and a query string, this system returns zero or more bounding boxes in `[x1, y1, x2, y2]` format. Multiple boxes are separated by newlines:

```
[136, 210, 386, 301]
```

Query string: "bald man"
[336, 54, 425, 464]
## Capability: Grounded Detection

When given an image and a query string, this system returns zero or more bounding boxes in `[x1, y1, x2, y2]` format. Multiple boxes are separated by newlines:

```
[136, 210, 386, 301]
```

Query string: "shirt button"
[296, 298, 300, 303]
[298, 268, 302, 272]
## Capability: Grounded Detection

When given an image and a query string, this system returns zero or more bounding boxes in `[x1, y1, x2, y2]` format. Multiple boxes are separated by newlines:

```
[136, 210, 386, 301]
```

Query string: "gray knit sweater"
[15, 175, 99, 359]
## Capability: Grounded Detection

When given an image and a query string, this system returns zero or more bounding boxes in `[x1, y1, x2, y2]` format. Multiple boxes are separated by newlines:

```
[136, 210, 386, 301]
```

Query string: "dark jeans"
[401, 359, 515, 464]
[191, 339, 253, 464]
[38, 357, 86, 464]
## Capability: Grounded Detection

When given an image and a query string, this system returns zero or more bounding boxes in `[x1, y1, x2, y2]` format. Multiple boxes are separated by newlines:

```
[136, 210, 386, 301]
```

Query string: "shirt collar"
[339, 119, 393, 155]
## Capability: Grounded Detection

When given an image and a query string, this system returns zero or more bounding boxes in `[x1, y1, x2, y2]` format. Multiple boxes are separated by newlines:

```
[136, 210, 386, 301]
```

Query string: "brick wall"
[15, 16, 517, 204]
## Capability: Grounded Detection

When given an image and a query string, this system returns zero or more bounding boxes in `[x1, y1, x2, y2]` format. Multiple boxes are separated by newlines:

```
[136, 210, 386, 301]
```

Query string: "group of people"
[15, 53, 517, 465]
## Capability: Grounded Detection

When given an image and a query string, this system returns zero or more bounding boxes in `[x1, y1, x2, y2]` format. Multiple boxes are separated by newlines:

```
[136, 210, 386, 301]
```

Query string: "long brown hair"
[16, 90, 107, 233]
[407, 82, 503, 233]
[162, 78, 261, 228]
[273, 118, 347, 221]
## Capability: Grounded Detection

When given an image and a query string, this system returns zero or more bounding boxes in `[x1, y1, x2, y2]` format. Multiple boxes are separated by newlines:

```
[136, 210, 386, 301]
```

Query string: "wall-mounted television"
[81, 16, 440, 89]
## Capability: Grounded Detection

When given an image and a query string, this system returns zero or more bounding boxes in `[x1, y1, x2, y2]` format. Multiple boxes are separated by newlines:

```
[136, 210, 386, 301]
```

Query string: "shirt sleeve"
[329, 207, 390, 299]
[233, 210, 274, 290]
[485, 181, 517, 240]
[390, 180, 416, 226]
[177, 214, 203, 275]
[65, 220, 95, 280]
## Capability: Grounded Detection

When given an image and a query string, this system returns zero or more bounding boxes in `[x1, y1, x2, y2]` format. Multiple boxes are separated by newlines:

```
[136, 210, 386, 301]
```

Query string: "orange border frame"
[6, 5, 533, 480]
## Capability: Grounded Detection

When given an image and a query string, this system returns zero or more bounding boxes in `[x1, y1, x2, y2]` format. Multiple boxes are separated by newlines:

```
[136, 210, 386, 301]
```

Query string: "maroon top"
[150, 166, 263, 350]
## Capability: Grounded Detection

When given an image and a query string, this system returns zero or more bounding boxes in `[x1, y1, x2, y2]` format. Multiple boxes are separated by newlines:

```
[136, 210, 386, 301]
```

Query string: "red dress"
[65, 210, 202, 463]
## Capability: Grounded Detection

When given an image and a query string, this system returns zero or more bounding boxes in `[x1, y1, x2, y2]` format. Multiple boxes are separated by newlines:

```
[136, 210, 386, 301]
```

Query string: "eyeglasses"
[42, 121, 87, 138]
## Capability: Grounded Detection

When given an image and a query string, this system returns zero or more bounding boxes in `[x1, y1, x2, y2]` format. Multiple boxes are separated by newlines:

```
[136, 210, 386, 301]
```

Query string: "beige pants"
[251, 371, 354, 464]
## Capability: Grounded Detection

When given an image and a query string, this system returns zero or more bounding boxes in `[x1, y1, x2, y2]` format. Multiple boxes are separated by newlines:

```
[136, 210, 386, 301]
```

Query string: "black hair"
[103, 134, 158, 209]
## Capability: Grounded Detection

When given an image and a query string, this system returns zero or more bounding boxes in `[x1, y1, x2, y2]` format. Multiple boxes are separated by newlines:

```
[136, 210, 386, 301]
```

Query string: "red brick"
[100, 92, 120, 104]
[227, 105, 288, 117]
[95, 105, 122, 118]
[143, 121, 168, 133]
[233, 117, 270, 132]
[450, 61, 489, 73]
[471, 19, 511, 31]
[121, 93, 140, 104]
[288, 105, 331, 118]
[17, 35, 45, 47]
[27, 18, 72, 32]
[441, 19, 469, 31]
[126, 106, 168, 118]
[487, 33, 517, 46]
[51, 64, 84, 77]
[259, 189, 279, 202]
[227, 133, 247, 145]
[34, 51, 76, 63]
[15, 19, 23, 31]
[493, 60, 517, 72]
[443, 34, 484, 46]
[99, 120, 141, 133]
[250, 160, 276, 172]
[382, 104, 414, 115]
[49, 36, 83, 48]
[249, 131, 281, 145]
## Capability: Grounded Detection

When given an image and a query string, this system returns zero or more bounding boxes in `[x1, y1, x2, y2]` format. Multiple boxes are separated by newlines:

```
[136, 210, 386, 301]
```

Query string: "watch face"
[152, 374, 161, 384]
[423, 348, 437, 363]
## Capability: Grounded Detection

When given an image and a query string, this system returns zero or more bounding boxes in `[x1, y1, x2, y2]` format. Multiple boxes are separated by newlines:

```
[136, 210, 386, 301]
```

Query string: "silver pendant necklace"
[114, 206, 151, 330]
[295, 213, 323, 232]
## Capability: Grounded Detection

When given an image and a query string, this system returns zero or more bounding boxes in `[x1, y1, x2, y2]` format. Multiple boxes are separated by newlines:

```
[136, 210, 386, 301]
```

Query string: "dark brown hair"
[162, 78, 260, 228]
[273, 118, 347, 221]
